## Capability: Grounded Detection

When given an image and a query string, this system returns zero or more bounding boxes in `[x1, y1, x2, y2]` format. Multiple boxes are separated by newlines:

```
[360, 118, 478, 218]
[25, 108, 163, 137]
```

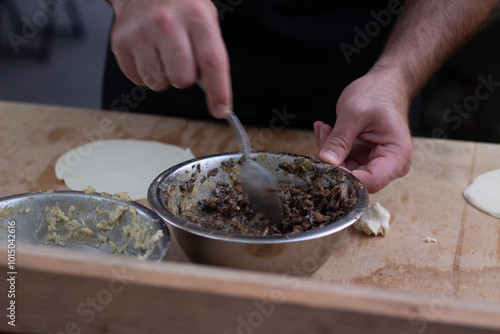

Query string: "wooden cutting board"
[0, 101, 499, 300]
[0, 101, 499, 334]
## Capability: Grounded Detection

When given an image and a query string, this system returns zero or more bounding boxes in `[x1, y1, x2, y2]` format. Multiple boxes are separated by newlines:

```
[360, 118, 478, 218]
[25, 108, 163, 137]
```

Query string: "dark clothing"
[102, 0, 401, 129]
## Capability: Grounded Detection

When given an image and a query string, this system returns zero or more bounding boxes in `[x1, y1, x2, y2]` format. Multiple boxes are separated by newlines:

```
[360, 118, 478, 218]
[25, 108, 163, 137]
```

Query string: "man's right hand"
[108, 0, 231, 118]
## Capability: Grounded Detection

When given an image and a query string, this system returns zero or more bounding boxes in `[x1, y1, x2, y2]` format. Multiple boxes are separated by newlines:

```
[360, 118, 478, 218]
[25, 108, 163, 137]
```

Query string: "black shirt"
[102, 0, 400, 128]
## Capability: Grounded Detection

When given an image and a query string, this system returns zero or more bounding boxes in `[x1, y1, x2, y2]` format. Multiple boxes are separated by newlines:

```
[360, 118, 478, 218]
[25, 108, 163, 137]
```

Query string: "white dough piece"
[424, 237, 437, 243]
[353, 202, 390, 236]
[55, 139, 195, 200]
[463, 168, 500, 219]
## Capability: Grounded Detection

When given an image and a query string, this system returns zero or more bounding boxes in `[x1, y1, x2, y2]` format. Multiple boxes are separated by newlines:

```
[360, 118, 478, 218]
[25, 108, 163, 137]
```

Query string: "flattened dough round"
[55, 139, 195, 200]
[463, 168, 500, 218]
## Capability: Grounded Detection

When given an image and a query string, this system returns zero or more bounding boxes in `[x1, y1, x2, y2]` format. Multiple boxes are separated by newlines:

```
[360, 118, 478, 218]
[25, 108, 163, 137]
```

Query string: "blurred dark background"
[0, 0, 499, 144]
[0, 0, 112, 108]
[419, 12, 500, 143]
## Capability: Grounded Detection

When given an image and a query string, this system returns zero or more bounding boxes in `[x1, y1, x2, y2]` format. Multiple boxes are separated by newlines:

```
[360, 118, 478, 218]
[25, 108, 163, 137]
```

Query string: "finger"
[155, 17, 197, 89]
[318, 116, 363, 166]
[313, 121, 333, 150]
[133, 45, 170, 92]
[110, 21, 145, 87]
[320, 123, 333, 148]
[313, 121, 325, 149]
[351, 144, 412, 193]
[351, 158, 394, 193]
[313, 121, 322, 148]
[343, 158, 360, 171]
[113, 52, 144, 87]
[110, 21, 165, 89]
[345, 139, 375, 166]
[190, 12, 231, 119]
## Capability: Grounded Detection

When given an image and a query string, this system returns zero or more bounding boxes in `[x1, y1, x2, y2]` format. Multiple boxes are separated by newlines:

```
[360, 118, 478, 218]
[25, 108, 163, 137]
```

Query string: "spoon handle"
[226, 110, 252, 156]
[196, 80, 251, 156]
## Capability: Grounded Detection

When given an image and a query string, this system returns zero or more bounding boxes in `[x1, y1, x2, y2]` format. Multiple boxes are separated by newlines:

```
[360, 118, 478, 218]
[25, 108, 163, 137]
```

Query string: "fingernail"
[213, 104, 229, 119]
[320, 150, 340, 165]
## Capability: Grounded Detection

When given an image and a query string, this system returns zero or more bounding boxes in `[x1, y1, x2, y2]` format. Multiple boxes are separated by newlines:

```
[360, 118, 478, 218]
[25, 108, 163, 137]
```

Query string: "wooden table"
[0, 101, 499, 333]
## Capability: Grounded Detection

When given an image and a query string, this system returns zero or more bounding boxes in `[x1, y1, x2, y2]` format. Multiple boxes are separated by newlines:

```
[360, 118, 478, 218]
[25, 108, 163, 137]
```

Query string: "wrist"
[358, 62, 412, 120]
[368, 58, 416, 103]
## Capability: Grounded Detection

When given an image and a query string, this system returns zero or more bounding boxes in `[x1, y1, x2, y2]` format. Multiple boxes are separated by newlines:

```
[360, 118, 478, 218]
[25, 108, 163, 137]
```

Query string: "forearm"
[373, 0, 499, 100]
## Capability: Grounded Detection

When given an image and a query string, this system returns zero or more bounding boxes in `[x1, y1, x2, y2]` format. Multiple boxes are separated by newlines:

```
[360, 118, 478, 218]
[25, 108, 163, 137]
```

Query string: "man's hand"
[315, 0, 499, 193]
[108, 0, 231, 118]
[314, 68, 413, 193]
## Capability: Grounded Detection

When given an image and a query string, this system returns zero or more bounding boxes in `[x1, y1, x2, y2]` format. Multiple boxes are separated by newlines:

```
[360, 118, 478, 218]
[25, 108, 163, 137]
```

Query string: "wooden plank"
[0, 101, 314, 201]
[0, 101, 234, 200]
[457, 142, 500, 299]
[312, 138, 498, 299]
[0, 243, 499, 334]
[1, 100, 500, 331]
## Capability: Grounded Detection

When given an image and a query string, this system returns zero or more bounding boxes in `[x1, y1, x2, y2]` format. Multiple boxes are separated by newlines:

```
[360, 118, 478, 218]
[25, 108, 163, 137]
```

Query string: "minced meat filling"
[171, 157, 361, 236]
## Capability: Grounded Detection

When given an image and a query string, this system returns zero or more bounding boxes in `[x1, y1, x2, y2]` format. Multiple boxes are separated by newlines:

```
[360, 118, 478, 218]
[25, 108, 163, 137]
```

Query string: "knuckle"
[152, 9, 178, 33]
[200, 51, 226, 72]
[149, 80, 170, 92]
[112, 21, 154, 48]
[168, 53, 197, 88]
[326, 135, 350, 154]
[206, 2, 219, 19]
[110, 28, 130, 53]
[171, 74, 196, 89]
[186, 0, 218, 21]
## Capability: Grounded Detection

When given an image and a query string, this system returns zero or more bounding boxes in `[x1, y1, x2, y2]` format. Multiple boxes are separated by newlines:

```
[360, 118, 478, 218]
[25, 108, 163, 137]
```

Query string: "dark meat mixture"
[173, 157, 362, 236]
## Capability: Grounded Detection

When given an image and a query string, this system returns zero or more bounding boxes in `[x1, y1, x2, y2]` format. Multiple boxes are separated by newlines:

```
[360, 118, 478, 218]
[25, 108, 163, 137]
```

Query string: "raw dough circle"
[463, 168, 500, 218]
[55, 139, 195, 200]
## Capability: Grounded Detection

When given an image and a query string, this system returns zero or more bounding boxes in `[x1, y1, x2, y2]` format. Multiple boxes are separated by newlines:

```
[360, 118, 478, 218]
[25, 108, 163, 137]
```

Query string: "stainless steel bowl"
[148, 152, 368, 273]
[0, 190, 170, 261]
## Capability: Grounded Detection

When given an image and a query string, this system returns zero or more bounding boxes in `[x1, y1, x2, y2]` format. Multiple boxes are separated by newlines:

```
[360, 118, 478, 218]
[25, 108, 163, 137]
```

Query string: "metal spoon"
[196, 81, 281, 222]
[226, 111, 282, 223]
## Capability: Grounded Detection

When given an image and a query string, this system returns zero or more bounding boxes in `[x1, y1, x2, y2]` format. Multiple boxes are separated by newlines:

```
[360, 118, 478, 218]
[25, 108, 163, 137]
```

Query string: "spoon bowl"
[226, 111, 281, 223]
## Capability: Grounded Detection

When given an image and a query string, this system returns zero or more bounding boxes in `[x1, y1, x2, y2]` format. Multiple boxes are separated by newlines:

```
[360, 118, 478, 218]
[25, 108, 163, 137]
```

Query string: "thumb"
[318, 120, 359, 166]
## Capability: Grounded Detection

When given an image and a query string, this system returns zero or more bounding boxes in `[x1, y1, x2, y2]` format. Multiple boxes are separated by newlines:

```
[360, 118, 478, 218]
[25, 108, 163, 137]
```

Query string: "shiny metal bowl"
[148, 152, 368, 273]
[0, 190, 170, 261]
